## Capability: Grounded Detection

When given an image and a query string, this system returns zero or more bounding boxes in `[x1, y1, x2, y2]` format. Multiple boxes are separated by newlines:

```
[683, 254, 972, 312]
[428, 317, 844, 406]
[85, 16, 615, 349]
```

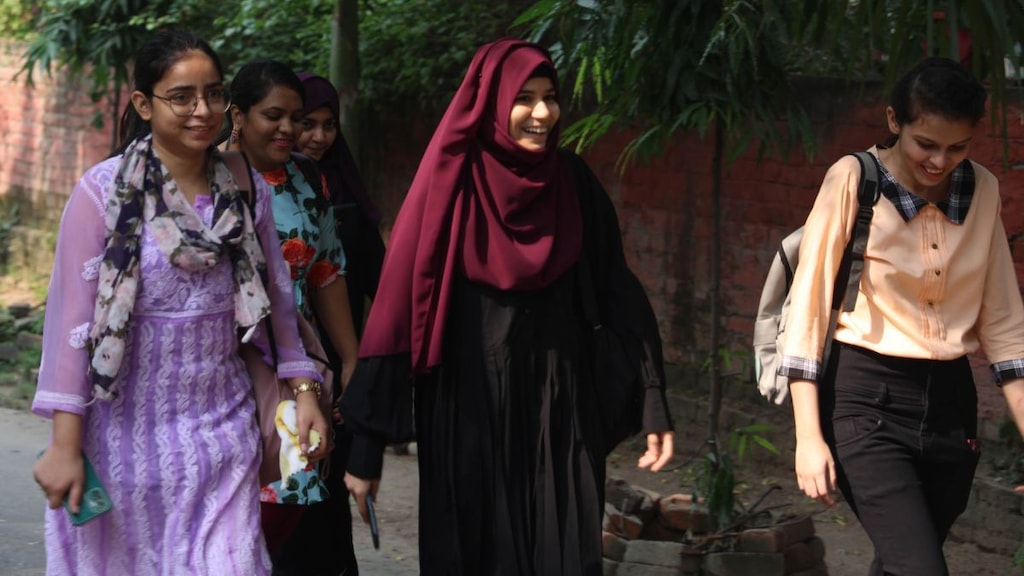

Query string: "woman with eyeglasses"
[31, 30, 327, 574]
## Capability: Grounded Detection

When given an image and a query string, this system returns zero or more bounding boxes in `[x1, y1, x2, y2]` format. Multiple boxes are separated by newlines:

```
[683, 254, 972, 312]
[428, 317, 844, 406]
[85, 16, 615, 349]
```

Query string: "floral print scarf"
[88, 134, 271, 400]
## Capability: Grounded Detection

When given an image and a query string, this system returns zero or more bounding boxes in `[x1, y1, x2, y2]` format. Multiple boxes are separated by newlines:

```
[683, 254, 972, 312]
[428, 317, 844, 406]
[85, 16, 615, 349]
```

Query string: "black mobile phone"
[366, 493, 380, 549]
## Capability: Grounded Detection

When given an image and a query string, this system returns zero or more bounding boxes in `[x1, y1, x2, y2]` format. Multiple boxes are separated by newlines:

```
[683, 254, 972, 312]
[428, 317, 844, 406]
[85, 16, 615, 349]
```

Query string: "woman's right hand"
[33, 444, 85, 513]
[345, 472, 381, 523]
[794, 435, 836, 506]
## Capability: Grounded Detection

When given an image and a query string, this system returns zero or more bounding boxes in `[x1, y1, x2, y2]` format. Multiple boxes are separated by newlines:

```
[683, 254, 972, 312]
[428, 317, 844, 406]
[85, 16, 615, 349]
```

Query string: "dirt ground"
[362, 428, 1022, 576]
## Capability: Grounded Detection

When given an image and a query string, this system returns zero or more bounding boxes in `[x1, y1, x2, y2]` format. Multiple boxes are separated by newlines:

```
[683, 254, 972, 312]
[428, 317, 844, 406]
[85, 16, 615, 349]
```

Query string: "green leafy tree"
[0, 0, 35, 39]
[19, 0, 217, 148]
[208, 0, 333, 74]
[358, 0, 533, 116]
[13, 0, 530, 156]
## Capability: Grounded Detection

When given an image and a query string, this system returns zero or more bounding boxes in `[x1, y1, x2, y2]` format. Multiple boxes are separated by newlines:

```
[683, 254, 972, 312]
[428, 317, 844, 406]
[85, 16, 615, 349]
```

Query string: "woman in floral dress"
[30, 30, 328, 576]
[227, 59, 360, 561]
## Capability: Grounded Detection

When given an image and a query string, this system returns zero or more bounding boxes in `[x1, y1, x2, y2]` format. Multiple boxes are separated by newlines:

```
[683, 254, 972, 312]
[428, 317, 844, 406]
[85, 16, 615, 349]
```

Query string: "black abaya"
[341, 152, 672, 576]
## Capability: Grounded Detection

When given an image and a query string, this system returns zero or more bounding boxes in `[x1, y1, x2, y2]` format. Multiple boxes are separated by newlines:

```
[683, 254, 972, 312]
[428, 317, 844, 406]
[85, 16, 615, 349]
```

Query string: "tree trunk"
[707, 119, 725, 461]
[330, 0, 361, 158]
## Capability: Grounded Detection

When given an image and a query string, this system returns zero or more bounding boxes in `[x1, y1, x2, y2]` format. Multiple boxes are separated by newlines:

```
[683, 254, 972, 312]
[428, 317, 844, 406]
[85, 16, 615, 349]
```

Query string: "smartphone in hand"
[37, 449, 113, 526]
[68, 451, 113, 526]
[366, 493, 380, 549]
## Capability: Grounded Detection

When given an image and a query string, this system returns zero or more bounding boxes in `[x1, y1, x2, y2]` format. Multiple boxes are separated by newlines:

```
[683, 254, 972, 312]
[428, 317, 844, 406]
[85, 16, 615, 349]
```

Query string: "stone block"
[787, 561, 829, 576]
[737, 527, 785, 553]
[603, 531, 628, 561]
[618, 563, 685, 576]
[641, 519, 686, 542]
[679, 546, 704, 574]
[622, 539, 688, 568]
[0, 343, 19, 362]
[603, 558, 619, 576]
[783, 536, 825, 572]
[15, 331, 42, 350]
[636, 489, 660, 523]
[606, 477, 648, 515]
[7, 302, 32, 318]
[659, 493, 711, 533]
[775, 515, 816, 547]
[703, 551, 785, 576]
[604, 506, 645, 540]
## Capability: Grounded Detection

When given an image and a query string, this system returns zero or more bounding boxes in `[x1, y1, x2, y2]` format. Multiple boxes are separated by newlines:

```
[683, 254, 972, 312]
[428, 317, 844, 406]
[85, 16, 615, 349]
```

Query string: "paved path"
[0, 407, 420, 575]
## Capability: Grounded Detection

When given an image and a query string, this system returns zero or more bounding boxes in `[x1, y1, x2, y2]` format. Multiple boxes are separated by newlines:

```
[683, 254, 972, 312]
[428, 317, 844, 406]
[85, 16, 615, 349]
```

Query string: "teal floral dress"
[261, 160, 347, 321]
[257, 159, 346, 505]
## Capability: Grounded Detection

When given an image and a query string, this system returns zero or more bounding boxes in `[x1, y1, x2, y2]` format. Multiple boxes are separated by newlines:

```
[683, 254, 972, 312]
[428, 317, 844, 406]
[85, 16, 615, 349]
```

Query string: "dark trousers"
[821, 343, 980, 576]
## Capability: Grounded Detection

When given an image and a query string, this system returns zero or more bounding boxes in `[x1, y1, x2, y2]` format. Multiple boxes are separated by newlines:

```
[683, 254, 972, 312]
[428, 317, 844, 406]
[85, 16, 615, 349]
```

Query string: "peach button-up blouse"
[780, 148, 1024, 385]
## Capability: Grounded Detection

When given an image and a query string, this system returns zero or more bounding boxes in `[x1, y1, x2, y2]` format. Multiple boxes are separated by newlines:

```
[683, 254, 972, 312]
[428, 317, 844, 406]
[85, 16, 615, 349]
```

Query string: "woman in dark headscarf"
[340, 38, 675, 576]
[296, 72, 385, 336]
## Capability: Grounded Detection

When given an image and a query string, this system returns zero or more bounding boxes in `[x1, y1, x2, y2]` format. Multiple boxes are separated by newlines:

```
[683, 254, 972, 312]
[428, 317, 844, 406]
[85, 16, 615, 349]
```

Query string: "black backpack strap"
[221, 149, 280, 368]
[842, 151, 880, 313]
[821, 151, 880, 371]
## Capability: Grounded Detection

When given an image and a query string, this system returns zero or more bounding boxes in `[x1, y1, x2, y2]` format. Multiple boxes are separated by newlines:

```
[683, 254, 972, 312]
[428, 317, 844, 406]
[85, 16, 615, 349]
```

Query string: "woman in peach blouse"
[783, 57, 1024, 575]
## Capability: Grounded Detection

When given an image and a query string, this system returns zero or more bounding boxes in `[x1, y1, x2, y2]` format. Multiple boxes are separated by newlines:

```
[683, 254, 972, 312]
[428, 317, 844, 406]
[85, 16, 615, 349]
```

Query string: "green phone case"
[66, 452, 112, 526]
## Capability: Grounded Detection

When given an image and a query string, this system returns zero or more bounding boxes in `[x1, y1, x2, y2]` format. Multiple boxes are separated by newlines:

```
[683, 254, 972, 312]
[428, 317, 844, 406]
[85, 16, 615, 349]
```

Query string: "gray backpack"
[753, 152, 880, 404]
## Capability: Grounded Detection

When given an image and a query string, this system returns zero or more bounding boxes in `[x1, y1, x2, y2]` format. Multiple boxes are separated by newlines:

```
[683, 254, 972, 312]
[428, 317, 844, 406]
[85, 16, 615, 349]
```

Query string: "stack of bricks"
[602, 477, 827, 576]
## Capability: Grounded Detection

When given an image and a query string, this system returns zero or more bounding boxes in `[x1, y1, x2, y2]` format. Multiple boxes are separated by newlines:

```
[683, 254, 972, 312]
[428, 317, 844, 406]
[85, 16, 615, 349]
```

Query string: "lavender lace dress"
[32, 156, 319, 576]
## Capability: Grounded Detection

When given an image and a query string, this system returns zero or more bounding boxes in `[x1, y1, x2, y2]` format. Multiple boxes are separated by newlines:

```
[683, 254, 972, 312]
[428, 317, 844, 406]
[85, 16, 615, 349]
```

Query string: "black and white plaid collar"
[876, 155, 975, 224]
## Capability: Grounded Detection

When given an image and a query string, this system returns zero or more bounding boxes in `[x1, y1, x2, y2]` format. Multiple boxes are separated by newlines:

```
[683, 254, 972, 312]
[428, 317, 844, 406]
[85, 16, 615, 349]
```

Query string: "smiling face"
[133, 50, 225, 159]
[508, 76, 560, 152]
[884, 107, 975, 201]
[296, 106, 337, 161]
[231, 85, 305, 172]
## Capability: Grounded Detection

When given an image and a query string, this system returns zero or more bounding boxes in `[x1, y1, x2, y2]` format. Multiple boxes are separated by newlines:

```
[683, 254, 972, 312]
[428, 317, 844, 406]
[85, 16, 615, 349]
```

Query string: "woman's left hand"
[294, 390, 329, 462]
[637, 431, 674, 472]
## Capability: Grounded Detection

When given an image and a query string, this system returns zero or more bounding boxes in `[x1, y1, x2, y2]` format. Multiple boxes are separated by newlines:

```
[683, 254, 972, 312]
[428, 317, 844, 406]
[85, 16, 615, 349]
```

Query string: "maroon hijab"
[359, 38, 582, 373]
[297, 72, 382, 224]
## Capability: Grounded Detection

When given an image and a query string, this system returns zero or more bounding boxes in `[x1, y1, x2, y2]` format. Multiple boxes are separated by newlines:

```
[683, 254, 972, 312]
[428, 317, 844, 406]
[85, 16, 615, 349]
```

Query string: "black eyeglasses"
[151, 89, 230, 117]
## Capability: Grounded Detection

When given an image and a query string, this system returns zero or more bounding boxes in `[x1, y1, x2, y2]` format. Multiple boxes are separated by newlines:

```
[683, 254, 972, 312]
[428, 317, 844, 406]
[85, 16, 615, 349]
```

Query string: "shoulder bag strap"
[222, 150, 280, 368]
[820, 151, 880, 372]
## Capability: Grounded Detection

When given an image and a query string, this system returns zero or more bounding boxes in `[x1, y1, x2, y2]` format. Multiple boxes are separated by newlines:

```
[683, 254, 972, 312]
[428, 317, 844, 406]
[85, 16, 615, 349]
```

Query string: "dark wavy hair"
[113, 29, 224, 156]
[890, 57, 987, 127]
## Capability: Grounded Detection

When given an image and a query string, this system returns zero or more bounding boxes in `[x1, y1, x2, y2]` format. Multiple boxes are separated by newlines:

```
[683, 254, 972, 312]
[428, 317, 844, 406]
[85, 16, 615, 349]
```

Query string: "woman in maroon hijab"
[340, 38, 675, 575]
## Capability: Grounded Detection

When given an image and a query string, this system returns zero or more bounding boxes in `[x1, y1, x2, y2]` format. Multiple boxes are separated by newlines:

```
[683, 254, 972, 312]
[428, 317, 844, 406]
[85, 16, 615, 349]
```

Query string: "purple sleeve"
[252, 171, 321, 382]
[32, 160, 119, 418]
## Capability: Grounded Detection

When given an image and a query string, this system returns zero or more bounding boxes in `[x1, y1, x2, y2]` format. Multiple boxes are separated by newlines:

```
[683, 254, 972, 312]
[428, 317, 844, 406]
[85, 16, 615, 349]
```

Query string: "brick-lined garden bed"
[602, 477, 827, 576]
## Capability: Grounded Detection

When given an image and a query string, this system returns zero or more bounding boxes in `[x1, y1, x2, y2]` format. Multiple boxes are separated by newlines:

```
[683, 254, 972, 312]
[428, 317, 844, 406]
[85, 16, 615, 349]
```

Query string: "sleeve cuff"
[992, 358, 1024, 385]
[642, 385, 672, 433]
[346, 433, 386, 479]
[779, 355, 822, 382]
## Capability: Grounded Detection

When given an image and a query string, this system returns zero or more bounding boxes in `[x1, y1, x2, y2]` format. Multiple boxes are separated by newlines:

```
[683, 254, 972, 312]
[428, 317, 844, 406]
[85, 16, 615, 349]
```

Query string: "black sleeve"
[338, 354, 415, 478]
[568, 151, 673, 434]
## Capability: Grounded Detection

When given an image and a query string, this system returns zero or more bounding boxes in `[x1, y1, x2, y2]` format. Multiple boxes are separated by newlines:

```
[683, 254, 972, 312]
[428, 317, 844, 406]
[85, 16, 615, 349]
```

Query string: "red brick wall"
[0, 41, 117, 223]
[4, 38, 1023, 430]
